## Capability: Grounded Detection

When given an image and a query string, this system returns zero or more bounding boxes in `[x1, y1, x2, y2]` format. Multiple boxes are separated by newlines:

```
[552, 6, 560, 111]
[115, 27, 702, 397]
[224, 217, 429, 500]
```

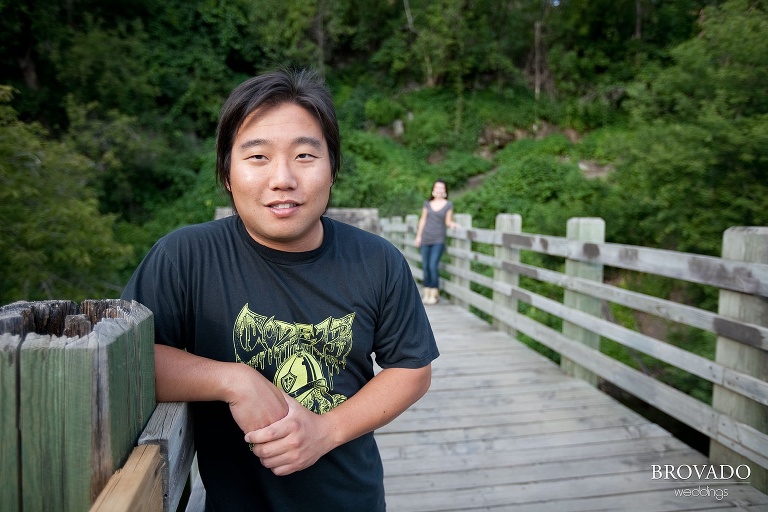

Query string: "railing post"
[406, 214, 418, 253]
[390, 216, 404, 252]
[494, 214, 522, 337]
[452, 213, 472, 309]
[405, 214, 421, 283]
[379, 217, 390, 241]
[0, 299, 155, 512]
[561, 217, 605, 386]
[710, 227, 768, 493]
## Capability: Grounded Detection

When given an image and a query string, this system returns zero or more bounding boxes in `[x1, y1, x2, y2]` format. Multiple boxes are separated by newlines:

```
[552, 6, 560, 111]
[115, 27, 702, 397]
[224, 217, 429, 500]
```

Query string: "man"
[121, 68, 439, 512]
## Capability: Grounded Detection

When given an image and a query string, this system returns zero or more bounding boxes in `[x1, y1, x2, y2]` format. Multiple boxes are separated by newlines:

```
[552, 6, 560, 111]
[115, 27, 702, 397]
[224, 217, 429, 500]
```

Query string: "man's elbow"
[415, 364, 432, 399]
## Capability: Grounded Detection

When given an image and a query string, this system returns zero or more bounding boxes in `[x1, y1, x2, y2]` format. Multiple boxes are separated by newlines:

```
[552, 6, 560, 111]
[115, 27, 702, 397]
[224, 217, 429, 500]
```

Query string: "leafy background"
[2, 0, 766, 450]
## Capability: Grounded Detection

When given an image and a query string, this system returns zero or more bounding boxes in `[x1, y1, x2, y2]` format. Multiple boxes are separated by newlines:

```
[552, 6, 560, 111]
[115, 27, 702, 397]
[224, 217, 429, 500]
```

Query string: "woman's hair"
[430, 179, 449, 200]
[215, 68, 340, 203]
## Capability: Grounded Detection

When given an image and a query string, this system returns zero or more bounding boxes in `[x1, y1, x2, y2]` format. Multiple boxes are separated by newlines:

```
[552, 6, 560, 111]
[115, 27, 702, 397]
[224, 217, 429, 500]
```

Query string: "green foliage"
[363, 95, 405, 126]
[333, 82, 374, 130]
[455, 137, 608, 234]
[569, 125, 628, 162]
[395, 87, 520, 153]
[495, 135, 571, 163]
[0, 87, 132, 303]
[63, 98, 200, 223]
[0, 0, 760, 420]
[332, 130, 431, 217]
[540, 0, 716, 130]
[627, 0, 768, 123]
[53, 17, 160, 117]
[560, 94, 624, 131]
[116, 149, 230, 272]
[402, 110, 453, 152]
[430, 151, 493, 191]
[601, 0, 768, 254]
[372, 0, 536, 89]
[607, 120, 768, 254]
[468, 88, 540, 129]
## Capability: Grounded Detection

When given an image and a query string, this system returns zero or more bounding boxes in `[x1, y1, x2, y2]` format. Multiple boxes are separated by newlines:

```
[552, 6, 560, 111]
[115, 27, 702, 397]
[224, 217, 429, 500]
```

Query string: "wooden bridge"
[4, 209, 768, 511]
[377, 301, 768, 511]
[82, 212, 768, 511]
[375, 212, 768, 511]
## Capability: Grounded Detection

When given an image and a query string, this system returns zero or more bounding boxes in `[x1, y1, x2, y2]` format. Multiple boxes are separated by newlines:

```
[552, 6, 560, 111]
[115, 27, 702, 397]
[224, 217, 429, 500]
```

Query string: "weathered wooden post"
[710, 227, 768, 493]
[405, 214, 418, 240]
[0, 299, 155, 512]
[379, 217, 390, 239]
[452, 213, 472, 309]
[390, 216, 404, 253]
[494, 214, 522, 337]
[405, 214, 421, 283]
[561, 217, 605, 386]
[1, 312, 26, 512]
[325, 207, 380, 234]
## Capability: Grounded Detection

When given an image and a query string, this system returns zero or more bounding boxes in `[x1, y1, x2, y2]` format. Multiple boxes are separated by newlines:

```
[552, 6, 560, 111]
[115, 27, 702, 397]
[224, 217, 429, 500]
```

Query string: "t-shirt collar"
[235, 216, 333, 265]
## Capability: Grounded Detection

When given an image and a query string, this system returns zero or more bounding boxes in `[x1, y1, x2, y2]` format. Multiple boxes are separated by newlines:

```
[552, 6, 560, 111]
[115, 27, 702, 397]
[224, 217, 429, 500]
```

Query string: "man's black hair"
[215, 68, 340, 204]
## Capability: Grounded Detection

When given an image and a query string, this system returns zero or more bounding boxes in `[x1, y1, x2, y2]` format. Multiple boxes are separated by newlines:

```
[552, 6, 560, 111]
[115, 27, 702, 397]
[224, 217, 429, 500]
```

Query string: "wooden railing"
[90, 401, 195, 512]
[380, 213, 768, 493]
[0, 300, 160, 511]
[5, 209, 765, 509]
[0, 299, 197, 512]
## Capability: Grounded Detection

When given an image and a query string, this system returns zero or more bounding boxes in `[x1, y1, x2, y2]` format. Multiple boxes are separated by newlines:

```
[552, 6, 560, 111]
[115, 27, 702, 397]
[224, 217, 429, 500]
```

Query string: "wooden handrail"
[46, 211, 767, 507]
[381, 214, 768, 493]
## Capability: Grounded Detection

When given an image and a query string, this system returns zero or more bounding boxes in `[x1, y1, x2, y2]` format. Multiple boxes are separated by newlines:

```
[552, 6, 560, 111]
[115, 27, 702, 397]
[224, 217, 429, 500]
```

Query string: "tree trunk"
[315, 0, 326, 79]
[534, 21, 541, 101]
[403, 0, 415, 33]
[19, 47, 40, 91]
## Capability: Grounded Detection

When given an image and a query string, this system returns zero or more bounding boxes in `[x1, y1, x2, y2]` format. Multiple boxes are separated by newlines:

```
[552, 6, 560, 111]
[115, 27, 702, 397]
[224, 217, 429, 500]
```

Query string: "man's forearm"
[324, 365, 432, 449]
[154, 344, 239, 402]
[154, 344, 289, 432]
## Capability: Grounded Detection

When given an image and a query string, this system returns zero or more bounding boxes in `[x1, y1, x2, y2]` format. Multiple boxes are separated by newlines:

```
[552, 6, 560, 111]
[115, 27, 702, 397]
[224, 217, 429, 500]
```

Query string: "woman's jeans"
[420, 243, 444, 288]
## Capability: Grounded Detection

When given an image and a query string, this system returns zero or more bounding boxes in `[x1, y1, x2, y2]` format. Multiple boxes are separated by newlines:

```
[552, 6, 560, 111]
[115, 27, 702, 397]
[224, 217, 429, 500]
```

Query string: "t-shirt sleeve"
[372, 249, 439, 369]
[120, 238, 189, 350]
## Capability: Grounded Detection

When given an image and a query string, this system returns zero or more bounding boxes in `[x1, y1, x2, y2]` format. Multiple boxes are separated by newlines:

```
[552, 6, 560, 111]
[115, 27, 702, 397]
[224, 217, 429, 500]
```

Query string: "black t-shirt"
[122, 215, 439, 512]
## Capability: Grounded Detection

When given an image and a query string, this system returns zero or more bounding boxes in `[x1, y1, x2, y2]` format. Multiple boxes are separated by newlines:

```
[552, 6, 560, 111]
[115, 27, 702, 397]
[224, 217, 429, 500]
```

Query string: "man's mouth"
[271, 202, 298, 209]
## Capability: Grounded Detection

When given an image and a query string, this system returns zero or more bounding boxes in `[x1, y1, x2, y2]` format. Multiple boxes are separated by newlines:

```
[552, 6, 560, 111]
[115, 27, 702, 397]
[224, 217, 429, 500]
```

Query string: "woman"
[414, 180, 457, 305]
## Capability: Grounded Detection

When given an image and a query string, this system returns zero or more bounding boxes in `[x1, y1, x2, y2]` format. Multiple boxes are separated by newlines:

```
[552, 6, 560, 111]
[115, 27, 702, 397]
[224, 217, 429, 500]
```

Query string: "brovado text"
[651, 464, 751, 481]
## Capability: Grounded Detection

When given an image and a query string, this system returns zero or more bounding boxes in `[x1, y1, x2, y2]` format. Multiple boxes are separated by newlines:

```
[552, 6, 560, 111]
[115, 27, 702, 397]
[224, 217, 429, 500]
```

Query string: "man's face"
[227, 102, 333, 252]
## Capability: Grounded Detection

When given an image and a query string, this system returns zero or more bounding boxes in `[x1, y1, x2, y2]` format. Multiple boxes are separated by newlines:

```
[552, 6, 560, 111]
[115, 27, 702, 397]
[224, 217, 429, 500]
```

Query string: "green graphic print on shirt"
[232, 303, 353, 414]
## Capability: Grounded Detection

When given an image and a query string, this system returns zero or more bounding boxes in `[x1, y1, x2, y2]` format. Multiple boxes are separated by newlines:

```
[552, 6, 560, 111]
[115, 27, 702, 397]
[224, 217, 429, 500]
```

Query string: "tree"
[0, 87, 132, 303]
[541, 0, 717, 129]
[613, 0, 768, 254]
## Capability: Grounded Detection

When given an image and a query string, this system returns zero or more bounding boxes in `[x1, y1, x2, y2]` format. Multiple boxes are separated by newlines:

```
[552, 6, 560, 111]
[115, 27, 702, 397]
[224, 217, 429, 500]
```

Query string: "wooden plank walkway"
[376, 303, 768, 512]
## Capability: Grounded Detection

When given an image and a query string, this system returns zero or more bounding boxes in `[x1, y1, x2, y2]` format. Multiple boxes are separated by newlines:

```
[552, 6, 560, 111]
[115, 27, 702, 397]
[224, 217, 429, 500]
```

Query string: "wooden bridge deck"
[375, 303, 768, 512]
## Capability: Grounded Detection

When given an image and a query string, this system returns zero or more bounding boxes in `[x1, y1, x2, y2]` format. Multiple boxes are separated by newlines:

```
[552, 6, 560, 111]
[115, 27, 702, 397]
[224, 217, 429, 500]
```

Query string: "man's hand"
[227, 364, 290, 434]
[244, 396, 335, 476]
[244, 366, 432, 476]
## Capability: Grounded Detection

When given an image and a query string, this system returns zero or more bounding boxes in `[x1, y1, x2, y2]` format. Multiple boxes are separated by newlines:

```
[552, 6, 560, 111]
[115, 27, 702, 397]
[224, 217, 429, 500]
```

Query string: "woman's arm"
[154, 344, 289, 433]
[445, 207, 458, 229]
[414, 206, 429, 247]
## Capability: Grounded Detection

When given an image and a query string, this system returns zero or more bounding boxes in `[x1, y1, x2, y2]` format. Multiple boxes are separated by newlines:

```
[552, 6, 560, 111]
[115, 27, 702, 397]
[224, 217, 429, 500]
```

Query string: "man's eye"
[248, 154, 267, 161]
[297, 153, 316, 160]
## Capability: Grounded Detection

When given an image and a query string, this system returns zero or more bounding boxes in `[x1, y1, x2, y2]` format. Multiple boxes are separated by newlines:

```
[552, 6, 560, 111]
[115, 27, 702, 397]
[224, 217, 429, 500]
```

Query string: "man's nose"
[269, 158, 298, 189]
